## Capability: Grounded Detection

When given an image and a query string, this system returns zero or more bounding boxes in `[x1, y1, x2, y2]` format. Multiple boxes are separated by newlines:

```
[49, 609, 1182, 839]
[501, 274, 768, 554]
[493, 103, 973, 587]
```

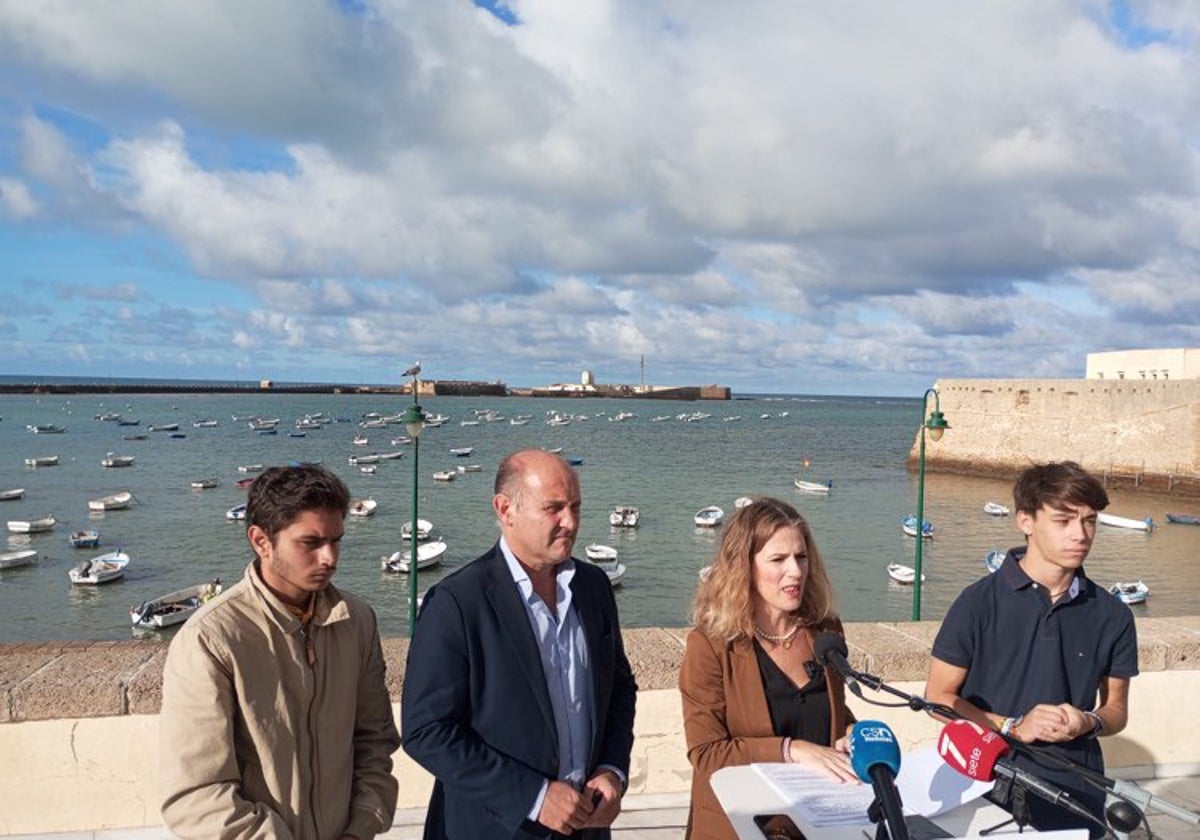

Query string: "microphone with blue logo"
[849, 720, 910, 840]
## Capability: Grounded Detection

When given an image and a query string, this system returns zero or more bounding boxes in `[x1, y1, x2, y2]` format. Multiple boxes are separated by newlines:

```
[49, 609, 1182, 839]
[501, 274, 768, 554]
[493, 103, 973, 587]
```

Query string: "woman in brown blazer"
[679, 498, 858, 840]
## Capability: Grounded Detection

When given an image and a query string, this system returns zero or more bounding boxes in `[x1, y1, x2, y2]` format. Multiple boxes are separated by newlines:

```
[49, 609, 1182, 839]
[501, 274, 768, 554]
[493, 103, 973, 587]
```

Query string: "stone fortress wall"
[916, 378, 1200, 496]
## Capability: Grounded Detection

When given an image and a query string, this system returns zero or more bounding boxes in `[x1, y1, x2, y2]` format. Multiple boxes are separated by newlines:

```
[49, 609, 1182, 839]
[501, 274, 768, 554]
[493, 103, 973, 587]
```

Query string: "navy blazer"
[401, 544, 638, 840]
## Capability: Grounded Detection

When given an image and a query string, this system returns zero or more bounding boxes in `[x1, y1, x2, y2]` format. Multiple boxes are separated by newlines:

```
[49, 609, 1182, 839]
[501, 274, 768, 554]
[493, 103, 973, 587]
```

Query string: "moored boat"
[68, 550, 130, 585]
[694, 505, 725, 528]
[26, 423, 66, 434]
[130, 579, 222, 629]
[190, 478, 220, 489]
[983, 549, 1005, 574]
[733, 496, 754, 510]
[0, 487, 25, 501]
[450, 446, 475, 457]
[0, 548, 37, 570]
[983, 501, 1010, 516]
[432, 470, 456, 482]
[88, 491, 133, 511]
[901, 516, 934, 539]
[585, 555, 626, 587]
[886, 563, 926, 584]
[237, 463, 264, 473]
[1165, 512, 1200, 526]
[7, 515, 56, 534]
[794, 478, 832, 494]
[350, 498, 378, 517]
[1109, 580, 1149, 605]
[609, 505, 640, 528]
[1097, 512, 1154, 531]
[148, 423, 180, 432]
[226, 503, 247, 521]
[101, 453, 136, 468]
[24, 455, 59, 467]
[400, 519, 434, 541]
[585, 544, 619, 562]
[69, 529, 101, 548]
[381, 539, 448, 573]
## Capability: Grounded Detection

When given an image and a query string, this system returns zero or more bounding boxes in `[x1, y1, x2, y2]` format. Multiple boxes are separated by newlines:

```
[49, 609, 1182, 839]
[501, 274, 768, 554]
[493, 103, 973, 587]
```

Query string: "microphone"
[849, 721, 910, 840]
[813, 631, 860, 695]
[936, 720, 1104, 830]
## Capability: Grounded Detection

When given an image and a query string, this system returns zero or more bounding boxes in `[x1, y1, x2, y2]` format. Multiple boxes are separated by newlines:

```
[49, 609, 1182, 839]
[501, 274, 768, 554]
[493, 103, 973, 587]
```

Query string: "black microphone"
[813, 631, 860, 695]
[849, 721, 910, 840]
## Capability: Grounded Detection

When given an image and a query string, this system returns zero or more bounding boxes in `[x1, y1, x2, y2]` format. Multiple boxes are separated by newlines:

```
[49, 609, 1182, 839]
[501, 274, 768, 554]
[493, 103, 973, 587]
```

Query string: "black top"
[753, 639, 832, 746]
[932, 546, 1139, 835]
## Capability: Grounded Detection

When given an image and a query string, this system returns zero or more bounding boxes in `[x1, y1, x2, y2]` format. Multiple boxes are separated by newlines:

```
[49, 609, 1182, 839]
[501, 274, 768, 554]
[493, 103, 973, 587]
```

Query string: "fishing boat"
[148, 423, 180, 432]
[0, 487, 25, 501]
[377, 451, 405, 460]
[450, 446, 475, 457]
[68, 550, 130, 584]
[609, 505, 640, 528]
[1109, 580, 1149, 605]
[117, 418, 140, 426]
[983, 501, 1010, 516]
[901, 516, 934, 539]
[226, 503, 247, 521]
[26, 424, 66, 434]
[457, 464, 482, 473]
[101, 453, 136, 468]
[0, 548, 37, 570]
[7, 515, 56, 534]
[432, 470, 456, 482]
[886, 563, 926, 584]
[733, 496, 754, 510]
[390, 436, 412, 446]
[193, 419, 219, 428]
[88, 491, 133, 512]
[190, 478, 219, 489]
[1097, 512, 1154, 532]
[24, 455, 59, 467]
[694, 505, 725, 528]
[381, 539, 448, 573]
[348, 453, 382, 466]
[69, 529, 101, 548]
[237, 463, 264, 473]
[1165, 512, 1200, 525]
[130, 579, 222, 629]
[353, 435, 369, 446]
[585, 544, 619, 562]
[794, 478, 833, 494]
[983, 549, 1005, 574]
[400, 519, 434, 541]
[350, 498, 378, 518]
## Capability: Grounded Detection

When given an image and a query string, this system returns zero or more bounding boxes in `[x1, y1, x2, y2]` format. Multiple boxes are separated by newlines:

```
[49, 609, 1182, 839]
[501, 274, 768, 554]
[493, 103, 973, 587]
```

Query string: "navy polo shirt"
[932, 547, 1138, 834]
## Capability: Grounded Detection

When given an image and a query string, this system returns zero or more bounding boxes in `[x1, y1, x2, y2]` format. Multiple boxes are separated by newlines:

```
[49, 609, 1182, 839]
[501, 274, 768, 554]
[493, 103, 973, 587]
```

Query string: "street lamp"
[912, 387, 949, 621]
[403, 380, 426, 635]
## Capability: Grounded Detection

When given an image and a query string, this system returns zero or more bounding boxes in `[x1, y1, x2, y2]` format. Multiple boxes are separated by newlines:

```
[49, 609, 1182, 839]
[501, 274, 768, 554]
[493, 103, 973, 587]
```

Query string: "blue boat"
[901, 515, 934, 539]
[983, 548, 1005, 573]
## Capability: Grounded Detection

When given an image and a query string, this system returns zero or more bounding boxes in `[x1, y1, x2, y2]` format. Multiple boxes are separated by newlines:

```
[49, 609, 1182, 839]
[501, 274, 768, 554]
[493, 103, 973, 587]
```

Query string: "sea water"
[0, 391, 1195, 642]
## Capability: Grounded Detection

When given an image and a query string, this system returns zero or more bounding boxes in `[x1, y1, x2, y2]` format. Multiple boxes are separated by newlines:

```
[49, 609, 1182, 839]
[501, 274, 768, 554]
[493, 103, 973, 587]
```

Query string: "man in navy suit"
[402, 448, 638, 839]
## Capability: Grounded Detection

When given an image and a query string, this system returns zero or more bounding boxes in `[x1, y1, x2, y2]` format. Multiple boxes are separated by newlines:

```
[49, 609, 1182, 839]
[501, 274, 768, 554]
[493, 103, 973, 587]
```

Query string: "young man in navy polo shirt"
[926, 461, 1138, 837]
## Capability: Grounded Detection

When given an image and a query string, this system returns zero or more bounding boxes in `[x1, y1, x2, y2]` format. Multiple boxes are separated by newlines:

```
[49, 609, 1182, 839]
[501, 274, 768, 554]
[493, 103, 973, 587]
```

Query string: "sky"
[1, 1, 1199, 396]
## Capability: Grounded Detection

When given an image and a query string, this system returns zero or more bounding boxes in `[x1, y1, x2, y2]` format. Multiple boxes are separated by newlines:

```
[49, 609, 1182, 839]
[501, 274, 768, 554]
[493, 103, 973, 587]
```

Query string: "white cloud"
[0, 176, 37, 219]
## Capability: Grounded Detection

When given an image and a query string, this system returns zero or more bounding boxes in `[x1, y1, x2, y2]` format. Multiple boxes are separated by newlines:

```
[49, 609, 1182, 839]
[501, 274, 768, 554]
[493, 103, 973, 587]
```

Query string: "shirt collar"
[1001, 545, 1084, 600]
[499, 537, 576, 605]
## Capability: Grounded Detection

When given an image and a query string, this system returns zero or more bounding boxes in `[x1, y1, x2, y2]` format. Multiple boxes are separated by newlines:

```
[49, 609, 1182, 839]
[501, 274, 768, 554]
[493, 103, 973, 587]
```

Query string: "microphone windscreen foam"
[938, 720, 1010, 781]
[812, 631, 847, 665]
[849, 720, 901, 783]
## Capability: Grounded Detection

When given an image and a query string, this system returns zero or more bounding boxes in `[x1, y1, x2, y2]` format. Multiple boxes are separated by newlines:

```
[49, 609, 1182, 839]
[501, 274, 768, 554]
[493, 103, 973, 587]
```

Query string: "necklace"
[754, 623, 801, 648]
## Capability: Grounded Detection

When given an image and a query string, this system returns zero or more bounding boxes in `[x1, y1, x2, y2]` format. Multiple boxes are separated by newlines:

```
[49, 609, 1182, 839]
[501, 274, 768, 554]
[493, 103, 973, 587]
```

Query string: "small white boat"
[130, 579, 222, 628]
[400, 519, 434, 541]
[585, 543, 619, 562]
[694, 505, 725, 528]
[353, 435, 369, 446]
[88, 491, 133, 512]
[794, 478, 833, 495]
[70, 529, 101, 548]
[101, 453, 136, 468]
[348, 453, 382, 465]
[390, 436, 412, 446]
[887, 563, 926, 585]
[237, 463, 264, 473]
[901, 516, 934, 539]
[1097, 512, 1154, 532]
[1109, 580, 1149, 605]
[27, 423, 66, 434]
[24, 455, 59, 467]
[432, 470, 456, 482]
[0, 548, 37, 570]
[983, 501, 1010, 516]
[588, 556, 626, 587]
[378, 451, 405, 460]
[381, 539, 448, 573]
[226, 503, 247, 521]
[7, 515, 56, 534]
[0, 487, 25, 501]
[983, 549, 1005, 573]
[148, 422, 180, 432]
[450, 446, 475, 457]
[609, 505, 640, 528]
[68, 550, 130, 585]
[193, 419, 219, 428]
[190, 478, 220, 489]
[509, 418, 529, 426]
[350, 498, 378, 517]
[733, 496, 754, 510]
[360, 465, 377, 474]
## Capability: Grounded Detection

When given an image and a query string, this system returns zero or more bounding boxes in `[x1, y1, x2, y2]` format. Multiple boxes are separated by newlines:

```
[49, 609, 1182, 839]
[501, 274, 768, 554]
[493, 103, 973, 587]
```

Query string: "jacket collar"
[244, 561, 351, 633]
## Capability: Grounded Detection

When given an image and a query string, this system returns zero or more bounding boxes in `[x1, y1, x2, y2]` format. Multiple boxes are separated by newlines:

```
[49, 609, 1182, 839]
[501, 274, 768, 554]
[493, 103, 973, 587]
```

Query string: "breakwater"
[915, 378, 1200, 498]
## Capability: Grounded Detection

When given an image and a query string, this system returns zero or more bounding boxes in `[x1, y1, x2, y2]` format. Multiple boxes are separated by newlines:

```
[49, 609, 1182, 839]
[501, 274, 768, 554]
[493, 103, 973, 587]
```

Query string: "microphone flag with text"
[849, 720, 910, 840]
[936, 720, 1104, 831]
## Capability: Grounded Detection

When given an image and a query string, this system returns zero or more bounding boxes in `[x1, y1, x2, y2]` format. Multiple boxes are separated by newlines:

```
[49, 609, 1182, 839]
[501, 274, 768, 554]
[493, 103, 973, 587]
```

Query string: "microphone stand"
[839, 664, 961, 721]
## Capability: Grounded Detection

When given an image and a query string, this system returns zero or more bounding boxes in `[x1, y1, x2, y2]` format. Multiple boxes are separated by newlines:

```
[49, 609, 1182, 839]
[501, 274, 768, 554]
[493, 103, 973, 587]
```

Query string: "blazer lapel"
[481, 548, 559, 749]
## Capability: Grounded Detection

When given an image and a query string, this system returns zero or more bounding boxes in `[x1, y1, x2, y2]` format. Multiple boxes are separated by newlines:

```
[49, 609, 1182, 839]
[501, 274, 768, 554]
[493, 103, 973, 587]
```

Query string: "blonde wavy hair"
[691, 497, 837, 641]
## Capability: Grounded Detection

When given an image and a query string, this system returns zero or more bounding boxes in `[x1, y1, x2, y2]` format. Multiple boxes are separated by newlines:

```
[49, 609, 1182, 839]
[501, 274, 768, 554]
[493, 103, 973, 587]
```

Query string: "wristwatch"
[1000, 715, 1023, 736]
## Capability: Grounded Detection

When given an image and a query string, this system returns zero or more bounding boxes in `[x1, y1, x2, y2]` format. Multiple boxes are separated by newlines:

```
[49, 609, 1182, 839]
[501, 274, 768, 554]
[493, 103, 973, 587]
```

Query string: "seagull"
[402, 361, 421, 378]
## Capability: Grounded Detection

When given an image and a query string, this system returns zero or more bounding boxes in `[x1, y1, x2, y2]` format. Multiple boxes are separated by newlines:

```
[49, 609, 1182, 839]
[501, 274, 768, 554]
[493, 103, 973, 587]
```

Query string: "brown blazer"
[678, 620, 855, 840]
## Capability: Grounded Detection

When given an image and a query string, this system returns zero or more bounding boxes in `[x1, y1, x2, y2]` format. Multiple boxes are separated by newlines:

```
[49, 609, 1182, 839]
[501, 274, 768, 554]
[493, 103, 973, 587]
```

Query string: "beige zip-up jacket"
[160, 562, 400, 840]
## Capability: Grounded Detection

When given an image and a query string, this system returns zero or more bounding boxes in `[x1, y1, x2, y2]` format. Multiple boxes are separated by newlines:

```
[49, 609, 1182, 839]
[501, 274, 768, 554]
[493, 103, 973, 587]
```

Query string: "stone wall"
[915, 378, 1200, 496]
[2, 618, 1199, 834]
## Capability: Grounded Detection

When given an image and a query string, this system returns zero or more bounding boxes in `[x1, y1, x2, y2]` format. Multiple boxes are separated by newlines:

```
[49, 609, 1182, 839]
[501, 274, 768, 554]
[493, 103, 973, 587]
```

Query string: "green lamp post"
[402, 388, 426, 635]
[912, 388, 949, 621]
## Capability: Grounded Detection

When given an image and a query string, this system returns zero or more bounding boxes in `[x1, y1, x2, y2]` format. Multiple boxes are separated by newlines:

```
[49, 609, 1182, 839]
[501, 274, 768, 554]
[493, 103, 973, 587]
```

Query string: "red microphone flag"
[937, 720, 1010, 782]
